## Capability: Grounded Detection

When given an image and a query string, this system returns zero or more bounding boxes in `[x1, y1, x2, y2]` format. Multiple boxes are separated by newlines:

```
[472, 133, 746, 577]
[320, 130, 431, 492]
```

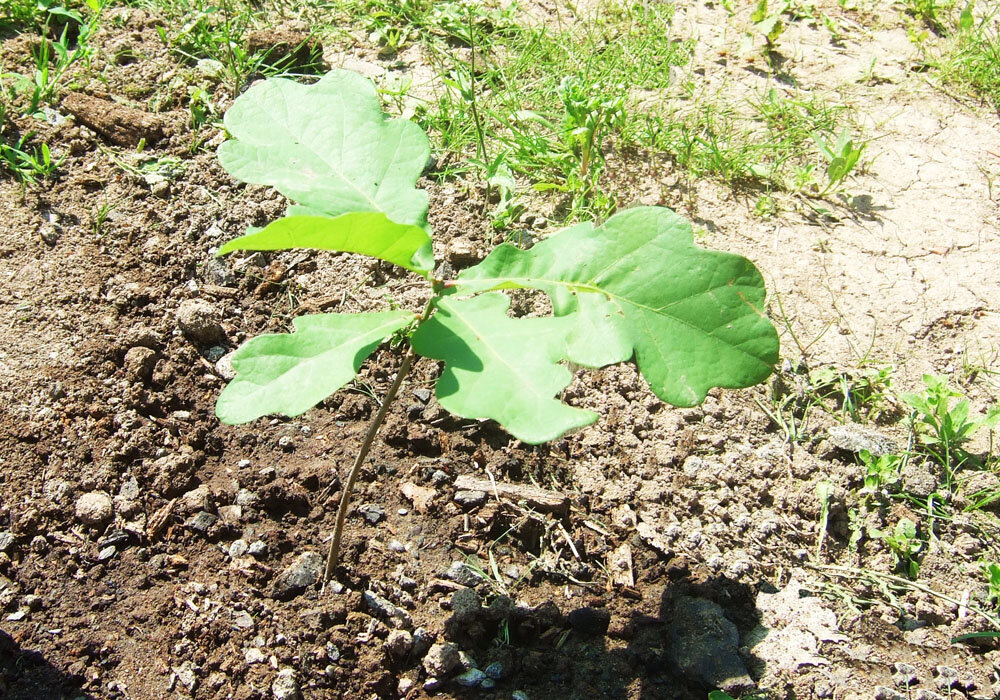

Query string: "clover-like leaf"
[217, 310, 416, 424]
[411, 293, 597, 444]
[218, 212, 434, 276]
[453, 206, 779, 407]
[218, 69, 430, 228]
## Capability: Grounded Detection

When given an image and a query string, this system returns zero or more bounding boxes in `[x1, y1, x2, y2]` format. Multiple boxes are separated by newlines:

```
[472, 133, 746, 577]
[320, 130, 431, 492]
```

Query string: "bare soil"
[1, 2, 999, 700]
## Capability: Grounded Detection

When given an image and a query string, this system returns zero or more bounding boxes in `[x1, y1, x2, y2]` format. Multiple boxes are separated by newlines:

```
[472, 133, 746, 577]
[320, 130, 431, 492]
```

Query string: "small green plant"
[213, 70, 780, 582]
[902, 374, 1000, 485]
[752, 0, 790, 52]
[859, 449, 904, 496]
[874, 517, 922, 579]
[3, 0, 102, 115]
[984, 562, 1000, 606]
[811, 128, 865, 195]
[0, 132, 64, 184]
[903, 0, 956, 34]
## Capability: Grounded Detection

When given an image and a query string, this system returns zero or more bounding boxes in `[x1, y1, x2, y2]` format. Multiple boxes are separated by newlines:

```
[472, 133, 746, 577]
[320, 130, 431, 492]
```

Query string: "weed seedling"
[875, 517, 922, 579]
[859, 449, 904, 498]
[0, 132, 64, 184]
[811, 128, 865, 196]
[212, 70, 780, 582]
[902, 374, 1000, 486]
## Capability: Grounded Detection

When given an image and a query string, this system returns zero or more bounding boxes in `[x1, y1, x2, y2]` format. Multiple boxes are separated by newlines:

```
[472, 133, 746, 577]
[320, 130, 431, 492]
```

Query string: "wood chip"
[399, 482, 436, 514]
[146, 498, 177, 541]
[454, 475, 568, 514]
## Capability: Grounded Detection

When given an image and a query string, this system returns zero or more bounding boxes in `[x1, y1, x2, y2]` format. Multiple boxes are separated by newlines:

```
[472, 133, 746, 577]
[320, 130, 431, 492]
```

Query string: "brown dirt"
[1, 2, 999, 700]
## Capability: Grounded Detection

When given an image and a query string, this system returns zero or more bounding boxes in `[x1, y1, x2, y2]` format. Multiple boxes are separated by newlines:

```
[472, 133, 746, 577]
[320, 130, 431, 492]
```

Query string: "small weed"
[0, 132, 64, 184]
[4, 1, 102, 116]
[902, 374, 1000, 485]
[902, 0, 956, 35]
[751, 0, 790, 53]
[811, 128, 865, 195]
[859, 449, 904, 497]
[984, 562, 1000, 606]
[874, 517, 922, 579]
[809, 364, 894, 422]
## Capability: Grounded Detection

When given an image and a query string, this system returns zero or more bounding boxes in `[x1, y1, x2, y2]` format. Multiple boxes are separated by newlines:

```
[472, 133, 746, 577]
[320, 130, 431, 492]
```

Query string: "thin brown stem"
[323, 347, 416, 585]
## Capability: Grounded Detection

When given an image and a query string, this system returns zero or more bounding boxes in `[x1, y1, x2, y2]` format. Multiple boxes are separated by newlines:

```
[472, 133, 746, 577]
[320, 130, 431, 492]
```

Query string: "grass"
[938, 6, 1000, 111]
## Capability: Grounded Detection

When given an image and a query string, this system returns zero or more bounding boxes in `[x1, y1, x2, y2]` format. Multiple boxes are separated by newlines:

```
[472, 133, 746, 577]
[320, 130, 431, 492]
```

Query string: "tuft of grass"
[939, 6, 1000, 111]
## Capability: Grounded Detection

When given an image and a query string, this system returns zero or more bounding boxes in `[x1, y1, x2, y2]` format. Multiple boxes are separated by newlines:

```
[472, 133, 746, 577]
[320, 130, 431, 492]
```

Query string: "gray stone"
[271, 668, 301, 700]
[384, 629, 413, 659]
[444, 560, 484, 587]
[271, 552, 323, 599]
[902, 462, 939, 498]
[235, 488, 258, 506]
[184, 511, 217, 533]
[413, 388, 432, 403]
[363, 590, 413, 629]
[358, 503, 386, 524]
[423, 642, 460, 677]
[454, 490, 487, 508]
[430, 469, 450, 485]
[455, 668, 487, 687]
[232, 610, 254, 629]
[0, 531, 15, 553]
[827, 424, 898, 456]
[43, 479, 74, 505]
[412, 627, 434, 657]
[75, 491, 113, 526]
[229, 539, 249, 558]
[245, 647, 266, 664]
[667, 597, 754, 694]
[118, 476, 140, 501]
[249, 541, 268, 558]
[176, 299, 225, 346]
[215, 351, 237, 380]
[484, 661, 504, 680]
[97, 545, 117, 561]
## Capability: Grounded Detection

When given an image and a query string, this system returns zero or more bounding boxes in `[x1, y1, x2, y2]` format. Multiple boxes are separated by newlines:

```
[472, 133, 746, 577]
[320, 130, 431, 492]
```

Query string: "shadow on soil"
[442, 566, 768, 700]
[0, 628, 93, 700]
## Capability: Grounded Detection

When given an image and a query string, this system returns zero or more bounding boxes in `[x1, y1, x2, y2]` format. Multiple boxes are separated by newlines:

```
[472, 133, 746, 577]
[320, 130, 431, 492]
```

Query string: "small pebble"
[229, 539, 249, 558]
[272, 668, 300, 700]
[75, 491, 113, 525]
[455, 668, 487, 687]
[398, 508, 408, 515]
[484, 662, 504, 680]
[248, 541, 268, 558]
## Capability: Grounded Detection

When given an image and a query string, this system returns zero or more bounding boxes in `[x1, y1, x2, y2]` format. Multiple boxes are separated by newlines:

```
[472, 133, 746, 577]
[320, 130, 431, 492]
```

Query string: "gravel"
[75, 491, 113, 526]
[270, 552, 323, 600]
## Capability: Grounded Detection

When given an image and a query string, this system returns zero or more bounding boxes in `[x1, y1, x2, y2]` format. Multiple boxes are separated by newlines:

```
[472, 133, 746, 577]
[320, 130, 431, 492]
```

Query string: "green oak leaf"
[411, 293, 597, 444]
[453, 206, 779, 407]
[217, 310, 416, 424]
[218, 69, 430, 228]
[218, 212, 434, 276]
